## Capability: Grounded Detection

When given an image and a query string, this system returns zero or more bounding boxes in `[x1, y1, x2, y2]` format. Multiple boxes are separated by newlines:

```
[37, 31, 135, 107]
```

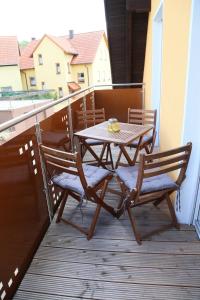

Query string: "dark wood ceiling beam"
[104, 0, 150, 84]
[126, 0, 151, 12]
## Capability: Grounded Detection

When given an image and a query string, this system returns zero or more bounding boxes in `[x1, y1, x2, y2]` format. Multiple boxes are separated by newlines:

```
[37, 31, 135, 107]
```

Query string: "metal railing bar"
[0, 83, 144, 133]
[94, 83, 145, 87]
[0, 86, 94, 132]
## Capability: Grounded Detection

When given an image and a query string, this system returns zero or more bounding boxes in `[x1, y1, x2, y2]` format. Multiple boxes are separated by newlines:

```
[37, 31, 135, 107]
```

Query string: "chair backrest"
[40, 144, 88, 190]
[134, 142, 192, 202]
[76, 108, 105, 129]
[128, 108, 157, 128]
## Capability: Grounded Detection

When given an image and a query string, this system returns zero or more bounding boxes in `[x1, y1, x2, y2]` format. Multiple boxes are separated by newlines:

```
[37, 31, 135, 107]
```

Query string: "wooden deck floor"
[14, 146, 200, 300]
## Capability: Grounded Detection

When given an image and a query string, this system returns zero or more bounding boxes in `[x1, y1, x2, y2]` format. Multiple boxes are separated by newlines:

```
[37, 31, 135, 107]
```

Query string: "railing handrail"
[0, 83, 144, 133]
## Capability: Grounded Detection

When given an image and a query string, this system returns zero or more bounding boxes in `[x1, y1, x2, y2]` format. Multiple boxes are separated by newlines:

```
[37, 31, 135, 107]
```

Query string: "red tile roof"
[20, 31, 106, 69]
[67, 31, 105, 64]
[0, 36, 20, 66]
[47, 35, 78, 55]
[28, 34, 78, 58]
[19, 39, 39, 70]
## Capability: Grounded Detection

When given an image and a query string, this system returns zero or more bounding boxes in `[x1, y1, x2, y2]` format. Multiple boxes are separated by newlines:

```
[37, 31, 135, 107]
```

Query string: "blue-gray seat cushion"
[129, 135, 152, 147]
[52, 164, 110, 195]
[116, 165, 178, 193]
[86, 138, 104, 145]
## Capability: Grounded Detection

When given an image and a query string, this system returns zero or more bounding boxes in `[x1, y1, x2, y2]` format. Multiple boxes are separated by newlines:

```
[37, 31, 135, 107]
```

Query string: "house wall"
[33, 36, 71, 97]
[0, 65, 22, 91]
[144, 0, 192, 151]
[92, 35, 112, 86]
[71, 64, 93, 89]
[70, 35, 112, 89]
[21, 69, 38, 91]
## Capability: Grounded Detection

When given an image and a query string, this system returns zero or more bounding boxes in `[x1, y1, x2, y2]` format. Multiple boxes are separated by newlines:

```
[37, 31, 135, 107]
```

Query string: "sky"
[0, 0, 107, 41]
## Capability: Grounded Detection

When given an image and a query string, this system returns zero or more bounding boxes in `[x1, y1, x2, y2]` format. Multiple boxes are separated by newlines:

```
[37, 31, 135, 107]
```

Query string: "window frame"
[38, 54, 43, 65]
[29, 77, 36, 87]
[41, 81, 46, 90]
[58, 87, 63, 98]
[67, 62, 71, 74]
[77, 72, 85, 83]
[56, 63, 61, 74]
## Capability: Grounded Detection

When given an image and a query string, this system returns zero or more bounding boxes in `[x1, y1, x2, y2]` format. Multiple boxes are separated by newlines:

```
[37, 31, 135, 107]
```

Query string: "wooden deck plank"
[27, 259, 200, 287]
[41, 236, 200, 254]
[15, 273, 200, 300]
[14, 291, 79, 300]
[35, 246, 200, 269]
[45, 222, 198, 242]
[14, 146, 200, 300]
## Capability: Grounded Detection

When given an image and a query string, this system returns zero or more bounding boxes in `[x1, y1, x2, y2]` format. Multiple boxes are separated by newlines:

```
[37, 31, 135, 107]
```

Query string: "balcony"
[0, 84, 199, 300]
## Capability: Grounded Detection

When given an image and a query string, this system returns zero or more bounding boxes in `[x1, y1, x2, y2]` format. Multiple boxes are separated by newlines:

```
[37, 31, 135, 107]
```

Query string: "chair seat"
[129, 135, 152, 147]
[85, 138, 104, 146]
[116, 165, 178, 193]
[52, 164, 110, 195]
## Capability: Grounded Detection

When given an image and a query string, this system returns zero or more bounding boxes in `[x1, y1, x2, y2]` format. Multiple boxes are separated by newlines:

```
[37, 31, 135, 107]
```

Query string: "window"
[41, 81, 46, 90]
[58, 87, 63, 98]
[56, 63, 61, 74]
[77, 72, 85, 83]
[29, 77, 36, 86]
[38, 54, 43, 65]
[67, 62, 71, 74]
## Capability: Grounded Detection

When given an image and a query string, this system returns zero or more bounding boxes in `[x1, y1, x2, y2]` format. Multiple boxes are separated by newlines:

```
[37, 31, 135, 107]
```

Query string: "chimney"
[69, 30, 74, 39]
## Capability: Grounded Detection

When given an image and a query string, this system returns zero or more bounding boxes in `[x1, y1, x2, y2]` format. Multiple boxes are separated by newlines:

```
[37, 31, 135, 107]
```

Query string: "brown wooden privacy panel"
[0, 126, 49, 300]
[40, 104, 73, 214]
[94, 88, 142, 122]
[71, 92, 94, 131]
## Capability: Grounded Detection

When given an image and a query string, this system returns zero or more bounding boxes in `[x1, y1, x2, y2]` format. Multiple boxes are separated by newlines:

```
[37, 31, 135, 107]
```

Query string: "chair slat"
[144, 153, 188, 170]
[76, 108, 105, 115]
[40, 144, 77, 161]
[143, 162, 186, 178]
[44, 153, 77, 169]
[145, 144, 191, 161]
[46, 160, 78, 175]
[76, 108, 105, 129]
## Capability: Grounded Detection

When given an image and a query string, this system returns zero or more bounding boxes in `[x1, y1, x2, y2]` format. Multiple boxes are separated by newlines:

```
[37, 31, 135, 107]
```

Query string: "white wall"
[180, 0, 200, 224]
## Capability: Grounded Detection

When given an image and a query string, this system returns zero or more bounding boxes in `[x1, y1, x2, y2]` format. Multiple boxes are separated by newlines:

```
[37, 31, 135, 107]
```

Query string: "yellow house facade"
[30, 31, 112, 97]
[70, 34, 112, 89]
[20, 39, 39, 91]
[32, 35, 77, 97]
[0, 66, 22, 92]
[0, 36, 23, 92]
[143, 0, 200, 228]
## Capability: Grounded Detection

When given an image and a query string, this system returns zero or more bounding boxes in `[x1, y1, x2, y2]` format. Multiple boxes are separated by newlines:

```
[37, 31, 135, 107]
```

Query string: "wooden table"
[74, 121, 153, 169]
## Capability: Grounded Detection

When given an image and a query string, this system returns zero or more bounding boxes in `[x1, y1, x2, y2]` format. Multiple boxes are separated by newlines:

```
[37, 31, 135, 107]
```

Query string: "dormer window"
[38, 54, 43, 65]
[56, 63, 61, 74]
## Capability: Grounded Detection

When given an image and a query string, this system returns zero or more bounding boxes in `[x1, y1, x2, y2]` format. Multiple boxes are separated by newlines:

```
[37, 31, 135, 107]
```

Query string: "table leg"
[116, 136, 143, 167]
[80, 138, 108, 169]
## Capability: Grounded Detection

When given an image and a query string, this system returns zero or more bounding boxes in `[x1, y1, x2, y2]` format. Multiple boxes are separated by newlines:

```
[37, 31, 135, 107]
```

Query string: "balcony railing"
[0, 83, 144, 300]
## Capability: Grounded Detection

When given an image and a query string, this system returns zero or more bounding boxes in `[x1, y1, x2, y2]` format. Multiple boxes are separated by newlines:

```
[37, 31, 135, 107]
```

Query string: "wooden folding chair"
[116, 109, 157, 168]
[115, 142, 192, 244]
[76, 108, 114, 168]
[40, 144, 115, 240]
[128, 108, 157, 154]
